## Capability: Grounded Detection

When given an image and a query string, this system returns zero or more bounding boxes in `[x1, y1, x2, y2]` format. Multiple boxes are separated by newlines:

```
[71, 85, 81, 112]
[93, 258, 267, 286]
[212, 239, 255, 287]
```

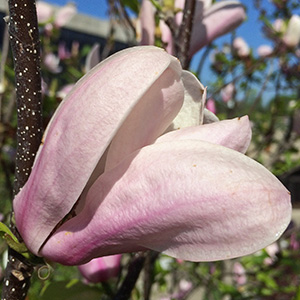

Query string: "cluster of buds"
[263, 15, 300, 52]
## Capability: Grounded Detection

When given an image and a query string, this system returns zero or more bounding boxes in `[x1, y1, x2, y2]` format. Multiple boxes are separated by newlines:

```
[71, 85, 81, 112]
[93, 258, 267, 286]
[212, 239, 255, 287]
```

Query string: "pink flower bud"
[43, 53, 62, 74]
[206, 98, 216, 114]
[283, 15, 300, 47]
[273, 19, 285, 33]
[233, 37, 250, 57]
[56, 84, 75, 100]
[257, 45, 273, 57]
[78, 255, 122, 283]
[221, 83, 235, 103]
[36, 1, 53, 24]
[233, 262, 247, 285]
[58, 42, 71, 60]
[263, 242, 279, 265]
[54, 3, 77, 28]
[85, 44, 101, 73]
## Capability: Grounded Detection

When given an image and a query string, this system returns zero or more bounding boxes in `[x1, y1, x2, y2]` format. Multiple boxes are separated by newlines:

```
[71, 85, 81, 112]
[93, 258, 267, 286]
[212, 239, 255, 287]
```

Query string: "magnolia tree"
[0, 0, 299, 299]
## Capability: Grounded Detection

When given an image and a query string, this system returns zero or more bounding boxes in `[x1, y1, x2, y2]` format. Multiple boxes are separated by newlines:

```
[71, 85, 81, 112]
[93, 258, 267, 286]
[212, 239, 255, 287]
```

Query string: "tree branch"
[1, 0, 42, 299]
[113, 252, 146, 300]
[143, 251, 159, 300]
[175, 0, 196, 69]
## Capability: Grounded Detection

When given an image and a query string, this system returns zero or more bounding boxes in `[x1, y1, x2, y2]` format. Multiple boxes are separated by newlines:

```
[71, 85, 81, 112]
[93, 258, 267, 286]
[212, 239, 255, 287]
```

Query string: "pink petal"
[273, 19, 285, 33]
[206, 98, 216, 114]
[58, 42, 71, 60]
[36, 1, 53, 24]
[78, 254, 122, 283]
[283, 15, 300, 47]
[257, 45, 273, 57]
[156, 116, 251, 153]
[233, 262, 247, 285]
[41, 141, 291, 265]
[166, 71, 206, 131]
[105, 63, 184, 170]
[233, 37, 250, 57]
[85, 44, 101, 73]
[13, 46, 183, 255]
[265, 242, 279, 258]
[160, 21, 175, 55]
[56, 84, 75, 100]
[54, 3, 77, 28]
[203, 108, 219, 124]
[221, 83, 235, 103]
[43, 53, 62, 73]
[139, 0, 156, 45]
[190, 1, 246, 56]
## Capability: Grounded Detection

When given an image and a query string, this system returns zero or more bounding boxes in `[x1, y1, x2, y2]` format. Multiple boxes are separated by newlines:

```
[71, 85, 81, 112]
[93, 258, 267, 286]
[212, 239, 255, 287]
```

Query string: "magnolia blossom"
[138, 0, 156, 46]
[233, 37, 250, 57]
[257, 45, 273, 57]
[139, 0, 246, 56]
[36, 1, 53, 24]
[43, 53, 62, 74]
[36, 1, 76, 28]
[14, 46, 291, 266]
[290, 233, 300, 250]
[273, 19, 285, 34]
[85, 44, 101, 73]
[58, 42, 71, 60]
[54, 3, 77, 28]
[78, 255, 122, 283]
[233, 262, 247, 285]
[221, 83, 235, 103]
[269, 16, 300, 48]
[264, 242, 279, 265]
[283, 15, 300, 48]
[206, 98, 216, 114]
[56, 84, 75, 100]
[161, 279, 193, 300]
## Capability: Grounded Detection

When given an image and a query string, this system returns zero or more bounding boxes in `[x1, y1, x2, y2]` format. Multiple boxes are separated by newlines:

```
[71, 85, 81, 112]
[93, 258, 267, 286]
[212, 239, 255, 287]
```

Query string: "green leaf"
[0, 222, 44, 264]
[0, 221, 19, 243]
[293, 285, 300, 300]
[4, 233, 28, 254]
[0, 222, 31, 256]
[257, 272, 278, 290]
[39, 281, 103, 300]
[120, 0, 140, 14]
[149, 0, 163, 11]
